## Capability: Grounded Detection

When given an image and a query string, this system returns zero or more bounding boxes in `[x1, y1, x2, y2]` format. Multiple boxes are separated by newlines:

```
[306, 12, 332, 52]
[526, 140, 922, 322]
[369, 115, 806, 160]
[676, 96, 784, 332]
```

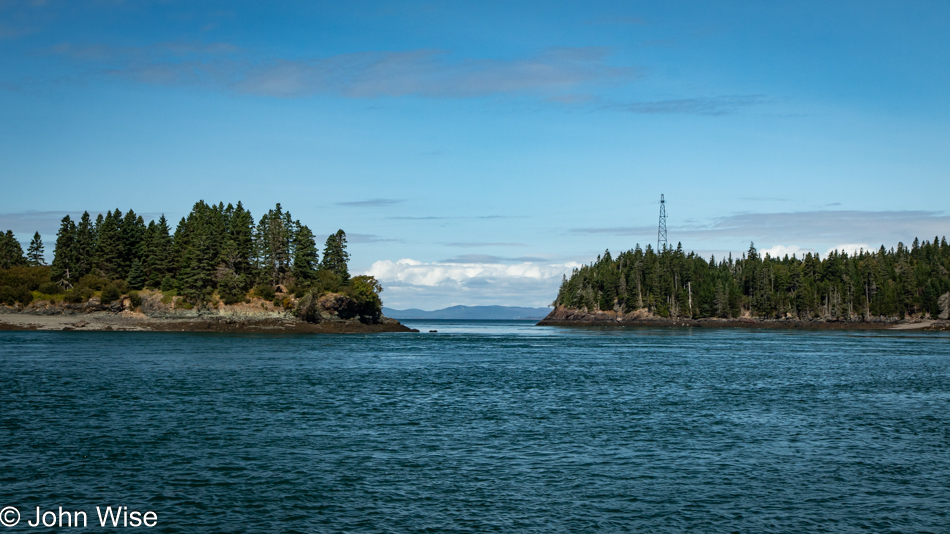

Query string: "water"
[1, 322, 949, 533]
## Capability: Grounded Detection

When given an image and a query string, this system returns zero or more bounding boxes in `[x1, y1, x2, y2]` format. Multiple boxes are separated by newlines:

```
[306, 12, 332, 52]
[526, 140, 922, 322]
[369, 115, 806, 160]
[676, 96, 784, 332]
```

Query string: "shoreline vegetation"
[542, 239, 950, 332]
[0, 201, 414, 333]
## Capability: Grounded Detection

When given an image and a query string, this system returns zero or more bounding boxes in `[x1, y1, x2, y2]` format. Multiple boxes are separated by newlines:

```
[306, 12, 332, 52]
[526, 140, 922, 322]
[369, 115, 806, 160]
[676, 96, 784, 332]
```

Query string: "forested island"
[541, 240, 950, 330]
[0, 201, 411, 332]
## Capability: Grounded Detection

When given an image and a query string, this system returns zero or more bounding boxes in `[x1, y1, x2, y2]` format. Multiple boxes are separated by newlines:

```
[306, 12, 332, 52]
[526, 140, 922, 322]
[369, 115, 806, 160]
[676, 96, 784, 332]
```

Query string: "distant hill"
[383, 305, 553, 320]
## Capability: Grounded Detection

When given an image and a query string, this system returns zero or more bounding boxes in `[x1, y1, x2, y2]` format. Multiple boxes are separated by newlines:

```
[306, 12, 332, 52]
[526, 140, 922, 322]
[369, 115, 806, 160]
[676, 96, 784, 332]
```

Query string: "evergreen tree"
[320, 229, 350, 284]
[292, 222, 319, 284]
[128, 259, 145, 290]
[26, 232, 45, 266]
[173, 201, 225, 304]
[216, 202, 255, 303]
[220, 202, 256, 287]
[255, 203, 293, 286]
[96, 209, 123, 278]
[120, 210, 147, 279]
[74, 212, 96, 278]
[50, 215, 77, 287]
[170, 216, 190, 288]
[144, 215, 173, 288]
[0, 230, 27, 269]
[142, 221, 156, 283]
[178, 213, 217, 306]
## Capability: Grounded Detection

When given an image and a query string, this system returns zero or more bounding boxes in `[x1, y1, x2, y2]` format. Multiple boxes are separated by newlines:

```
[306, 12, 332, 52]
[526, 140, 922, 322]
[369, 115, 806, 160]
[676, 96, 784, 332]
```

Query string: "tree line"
[555, 238, 950, 321]
[0, 201, 381, 316]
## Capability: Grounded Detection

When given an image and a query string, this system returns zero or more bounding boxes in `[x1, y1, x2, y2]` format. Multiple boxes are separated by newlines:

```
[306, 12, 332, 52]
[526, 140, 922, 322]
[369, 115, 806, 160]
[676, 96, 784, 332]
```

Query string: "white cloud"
[759, 245, 813, 259]
[366, 258, 579, 286]
[364, 258, 581, 309]
[824, 244, 870, 257]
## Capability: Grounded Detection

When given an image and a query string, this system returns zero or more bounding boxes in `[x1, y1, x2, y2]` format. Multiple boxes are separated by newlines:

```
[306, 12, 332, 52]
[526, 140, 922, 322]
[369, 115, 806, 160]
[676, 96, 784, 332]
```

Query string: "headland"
[0, 290, 414, 333]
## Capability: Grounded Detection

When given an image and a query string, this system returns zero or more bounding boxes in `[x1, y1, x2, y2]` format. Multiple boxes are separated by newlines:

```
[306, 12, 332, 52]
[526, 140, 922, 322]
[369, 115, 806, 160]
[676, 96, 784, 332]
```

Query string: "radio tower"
[657, 194, 668, 251]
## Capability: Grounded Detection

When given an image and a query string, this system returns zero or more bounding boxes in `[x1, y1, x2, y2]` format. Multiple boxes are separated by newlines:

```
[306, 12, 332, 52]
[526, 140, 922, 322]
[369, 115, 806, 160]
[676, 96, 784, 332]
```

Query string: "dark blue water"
[2, 322, 949, 533]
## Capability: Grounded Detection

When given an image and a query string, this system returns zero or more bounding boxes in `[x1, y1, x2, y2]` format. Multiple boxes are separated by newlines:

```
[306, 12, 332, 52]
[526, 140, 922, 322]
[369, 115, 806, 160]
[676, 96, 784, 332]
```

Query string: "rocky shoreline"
[0, 311, 414, 333]
[0, 290, 416, 333]
[536, 306, 950, 331]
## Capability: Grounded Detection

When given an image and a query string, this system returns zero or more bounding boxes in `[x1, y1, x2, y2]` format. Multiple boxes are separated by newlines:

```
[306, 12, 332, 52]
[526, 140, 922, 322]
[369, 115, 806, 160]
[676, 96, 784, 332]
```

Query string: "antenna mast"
[657, 194, 668, 251]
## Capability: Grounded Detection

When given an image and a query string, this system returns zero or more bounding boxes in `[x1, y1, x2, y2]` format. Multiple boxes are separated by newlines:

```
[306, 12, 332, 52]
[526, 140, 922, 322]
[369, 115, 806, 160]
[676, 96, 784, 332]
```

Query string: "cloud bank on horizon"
[1, 1, 948, 310]
[365, 258, 580, 310]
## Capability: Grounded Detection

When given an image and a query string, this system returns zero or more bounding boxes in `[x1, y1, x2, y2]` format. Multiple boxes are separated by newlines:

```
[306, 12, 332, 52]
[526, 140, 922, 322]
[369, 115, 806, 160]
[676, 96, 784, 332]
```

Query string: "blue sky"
[1, 1, 949, 309]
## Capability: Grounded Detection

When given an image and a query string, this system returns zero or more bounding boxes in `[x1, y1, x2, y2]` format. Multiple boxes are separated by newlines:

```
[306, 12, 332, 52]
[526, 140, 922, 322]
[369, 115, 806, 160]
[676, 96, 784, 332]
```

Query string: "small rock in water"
[429, 330, 438, 333]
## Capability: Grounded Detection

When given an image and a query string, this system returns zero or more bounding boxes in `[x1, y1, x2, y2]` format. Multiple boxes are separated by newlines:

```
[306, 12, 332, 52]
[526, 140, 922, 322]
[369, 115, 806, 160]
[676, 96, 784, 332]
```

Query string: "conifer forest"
[0, 201, 383, 318]
[555, 240, 950, 321]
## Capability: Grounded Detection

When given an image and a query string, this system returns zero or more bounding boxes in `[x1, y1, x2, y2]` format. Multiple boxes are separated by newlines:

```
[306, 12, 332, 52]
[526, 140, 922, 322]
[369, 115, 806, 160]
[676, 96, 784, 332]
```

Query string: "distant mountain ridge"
[383, 305, 553, 320]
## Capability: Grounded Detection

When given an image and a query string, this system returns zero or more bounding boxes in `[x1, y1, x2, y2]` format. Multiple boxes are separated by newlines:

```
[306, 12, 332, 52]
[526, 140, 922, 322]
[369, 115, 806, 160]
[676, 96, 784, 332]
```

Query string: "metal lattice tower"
[657, 194, 668, 251]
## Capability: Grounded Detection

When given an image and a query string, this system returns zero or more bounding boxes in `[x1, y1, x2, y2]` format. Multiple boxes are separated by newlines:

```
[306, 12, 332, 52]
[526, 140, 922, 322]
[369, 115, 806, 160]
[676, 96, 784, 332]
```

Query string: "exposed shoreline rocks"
[0, 290, 416, 333]
[536, 306, 950, 331]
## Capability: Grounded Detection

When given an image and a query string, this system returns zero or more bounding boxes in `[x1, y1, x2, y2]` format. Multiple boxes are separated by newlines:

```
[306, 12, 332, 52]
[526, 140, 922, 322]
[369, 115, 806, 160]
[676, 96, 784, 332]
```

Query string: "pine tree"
[144, 215, 173, 288]
[217, 202, 255, 303]
[320, 229, 350, 284]
[142, 221, 156, 283]
[0, 230, 27, 269]
[127, 259, 145, 290]
[26, 232, 45, 266]
[96, 209, 123, 278]
[178, 214, 217, 306]
[172, 201, 226, 304]
[50, 216, 77, 287]
[714, 279, 727, 317]
[233, 203, 256, 278]
[170, 216, 190, 289]
[120, 210, 147, 279]
[255, 203, 293, 286]
[220, 202, 255, 285]
[74, 212, 96, 278]
[292, 222, 319, 284]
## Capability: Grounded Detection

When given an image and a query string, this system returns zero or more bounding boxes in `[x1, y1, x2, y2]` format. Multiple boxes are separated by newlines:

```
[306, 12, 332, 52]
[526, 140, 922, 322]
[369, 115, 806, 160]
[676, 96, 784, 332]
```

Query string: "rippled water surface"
[2, 322, 949, 532]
